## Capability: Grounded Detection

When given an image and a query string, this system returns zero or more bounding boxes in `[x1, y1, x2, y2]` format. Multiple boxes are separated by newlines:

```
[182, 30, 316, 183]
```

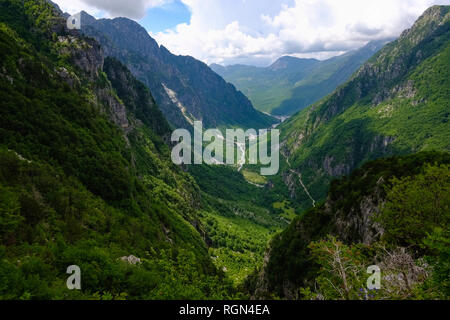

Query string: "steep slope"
[0, 0, 233, 299]
[78, 12, 275, 130]
[280, 5, 450, 210]
[212, 40, 386, 115]
[248, 152, 450, 299]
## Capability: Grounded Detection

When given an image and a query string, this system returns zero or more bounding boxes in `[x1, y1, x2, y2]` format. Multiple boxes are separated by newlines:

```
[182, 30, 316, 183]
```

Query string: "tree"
[0, 184, 23, 243]
[378, 164, 450, 248]
[422, 228, 450, 297]
[308, 236, 367, 300]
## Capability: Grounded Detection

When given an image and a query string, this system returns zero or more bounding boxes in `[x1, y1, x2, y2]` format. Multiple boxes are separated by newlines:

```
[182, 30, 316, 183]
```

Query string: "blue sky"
[139, 0, 191, 33]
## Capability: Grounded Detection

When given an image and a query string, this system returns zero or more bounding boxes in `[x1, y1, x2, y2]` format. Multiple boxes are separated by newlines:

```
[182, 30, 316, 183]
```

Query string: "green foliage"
[212, 41, 384, 115]
[378, 164, 450, 248]
[0, 148, 237, 299]
[260, 152, 450, 299]
[0, 0, 235, 299]
[242, 169, 267, 185]
[1, 0, 449, 301]
[188, 164, 290, 284]
[0, 184, 23, 242]
[308, 237, 372, 300]
[201, 211, 276, 285]
[280, 7, 450, 210]
[422, 228, 450, 297]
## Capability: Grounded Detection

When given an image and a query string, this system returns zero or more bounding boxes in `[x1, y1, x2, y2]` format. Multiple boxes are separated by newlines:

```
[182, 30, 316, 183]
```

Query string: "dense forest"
[0, 0, 448, 300]
[248, 152, 449, 299]
[0, 0, 236, 299]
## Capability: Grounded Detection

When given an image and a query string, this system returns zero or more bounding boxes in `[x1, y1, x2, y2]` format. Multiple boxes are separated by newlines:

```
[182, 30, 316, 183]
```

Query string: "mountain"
[0, 0, 238, 299]
[211, 40, 387, 116]
[247, 152, 450, 299]
[78, 12, 275, 130]
[0, 0, 292, 299]
[279, 5, 450, 211]
[1, 0, 448, 302]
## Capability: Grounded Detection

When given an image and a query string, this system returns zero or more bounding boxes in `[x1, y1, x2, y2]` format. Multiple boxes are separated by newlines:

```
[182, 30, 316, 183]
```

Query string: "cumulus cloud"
[52, 0, 103, 17]
[53, 0, 450, 65]
[53, 0, 172, 19]
[153, 0, 450, 66]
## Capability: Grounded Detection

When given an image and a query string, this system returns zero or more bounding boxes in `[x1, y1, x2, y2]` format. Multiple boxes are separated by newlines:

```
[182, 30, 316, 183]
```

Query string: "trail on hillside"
[282, 148, 316, 208]
[289, 169, 316, 208]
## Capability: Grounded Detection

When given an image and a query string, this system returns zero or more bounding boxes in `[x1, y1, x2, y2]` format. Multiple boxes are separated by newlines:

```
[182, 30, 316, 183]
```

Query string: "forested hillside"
[0, 0, 448, 302]
[248, 152, 449, 299]
[0, 0, 236, 299]
[279, 5, 450, 211]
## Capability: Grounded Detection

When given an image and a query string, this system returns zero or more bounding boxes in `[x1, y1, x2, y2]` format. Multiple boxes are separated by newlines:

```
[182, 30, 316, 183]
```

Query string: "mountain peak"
[80, 10, 97, 26]
[80, 14, 274, 129]
[269, 56, 319, 71]
[421, 4, 450, 20]
[398, 5, 449, 44]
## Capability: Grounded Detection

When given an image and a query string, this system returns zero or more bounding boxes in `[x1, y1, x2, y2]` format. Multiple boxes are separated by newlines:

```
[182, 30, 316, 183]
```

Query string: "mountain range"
[77, 11, 275, 130]
[0, 0, 237, 299]
[211, 40, 389, 115]
[0, 0, 448, 301]
[278, 5, 450, 211]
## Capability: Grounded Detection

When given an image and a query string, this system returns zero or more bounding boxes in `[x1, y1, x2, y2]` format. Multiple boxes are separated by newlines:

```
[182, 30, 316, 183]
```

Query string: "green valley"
[211, 40, 387, 116]
[279, 5, 450, 211]
[0, 0, 449, 303]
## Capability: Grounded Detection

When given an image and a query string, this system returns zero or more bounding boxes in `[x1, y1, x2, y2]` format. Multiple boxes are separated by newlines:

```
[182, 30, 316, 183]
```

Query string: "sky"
[52, 0, 450, 66]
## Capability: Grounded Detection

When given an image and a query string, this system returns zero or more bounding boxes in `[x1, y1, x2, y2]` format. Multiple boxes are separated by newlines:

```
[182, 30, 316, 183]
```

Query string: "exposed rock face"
[369, 136, 396, 153]
[96, 88, 130, 131]
[323, 156, 352, 177]
[252, 249, 272, 300]
[103, 57, 171, 139]
[57, 36, 104, 78]
[55, 67, 79, 88]
[372, 80, 417, 105]
[252, 167, 387, 299]
[251, 151, 448, 299]
[282, 171, 297, 199]
[72, 38, 104, 78]
[333, 181, 385, 245]
[55, 35, 132, 133]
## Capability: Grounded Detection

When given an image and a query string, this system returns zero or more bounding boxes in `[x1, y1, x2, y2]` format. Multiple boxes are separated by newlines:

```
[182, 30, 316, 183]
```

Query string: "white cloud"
[52, 0, 450, 66]
[52, 0, 103, 17]
[52, 0, 173, 19]
[153, 0, 450, 66]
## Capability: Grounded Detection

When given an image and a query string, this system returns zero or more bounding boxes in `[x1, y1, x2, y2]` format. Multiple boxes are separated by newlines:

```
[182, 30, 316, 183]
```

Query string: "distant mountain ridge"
[78, 11, 275, 130]
[212, 40, 389, 115]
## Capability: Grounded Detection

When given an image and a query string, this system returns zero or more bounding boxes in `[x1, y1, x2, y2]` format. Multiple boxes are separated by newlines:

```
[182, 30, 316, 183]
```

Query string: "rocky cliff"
[79, 12, 275, 130]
